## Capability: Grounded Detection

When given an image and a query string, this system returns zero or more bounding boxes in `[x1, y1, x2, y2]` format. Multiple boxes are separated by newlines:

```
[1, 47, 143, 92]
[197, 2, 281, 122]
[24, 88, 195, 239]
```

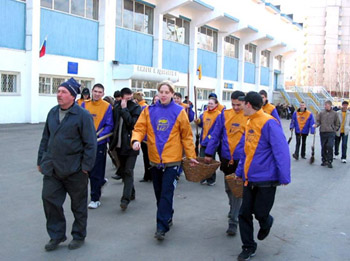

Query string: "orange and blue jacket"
[82, 99, 114, 145]
[197, 107, 221, 147]
[180, 103, 194, 122]
[132, 100, 196, 166]
[138, 99, 148, 110]
[205, 109, 247, 161]
[290, 109, 315, 135]
[217, 103, 225, 112]
[77, 98, 90, 106]
[236, 109, 291, 185]
[262, 103, 281, 123]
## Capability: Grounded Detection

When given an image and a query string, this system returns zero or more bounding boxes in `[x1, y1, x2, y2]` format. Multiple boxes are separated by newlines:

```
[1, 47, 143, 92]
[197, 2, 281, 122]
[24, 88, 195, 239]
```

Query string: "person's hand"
[37, 165, 42, 173]
[189, 158, 199, 166]
[312, 124, 317, 128]
[82, 170, 88, 175]
[204, 156, 212, 163]
[121, 99, 127, 109]
[133, 141, 141, 151]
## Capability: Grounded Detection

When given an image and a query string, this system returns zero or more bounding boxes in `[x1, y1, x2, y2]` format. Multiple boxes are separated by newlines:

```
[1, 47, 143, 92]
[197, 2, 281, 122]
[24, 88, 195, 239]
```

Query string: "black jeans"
[141, 142, 152, 181]
[320, 132, 336, 163]
[42, 171, 88, 240]
[239, 185, 276, 250]
[294, 133, 308, 158]
[335, 133, 348, 159]
[118, 155, 137, 203]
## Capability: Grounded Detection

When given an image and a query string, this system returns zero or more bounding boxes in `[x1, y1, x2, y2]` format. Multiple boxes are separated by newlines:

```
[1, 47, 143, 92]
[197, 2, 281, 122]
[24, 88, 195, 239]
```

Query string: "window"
[175, 86, 186, 97]
[117, 0, 154, 35]
[131, 80, 158, 103]
[196, 88, 215, 100]
[245, 44, 256, 63]
[163, 16, 190, 44]
[222, 91, 233, 101]
[224, 36, 239, 58]
[39, 76, 93, 95]
[261, 50, 270, 67]
[0, 73, 18, 94]
[41, 0, 99, 20]
[197, 26, 218, 52]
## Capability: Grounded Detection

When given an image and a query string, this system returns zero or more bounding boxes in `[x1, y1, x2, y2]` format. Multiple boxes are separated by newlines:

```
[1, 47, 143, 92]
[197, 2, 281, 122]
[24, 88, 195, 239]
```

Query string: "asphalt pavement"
[0, 119, 349, 261]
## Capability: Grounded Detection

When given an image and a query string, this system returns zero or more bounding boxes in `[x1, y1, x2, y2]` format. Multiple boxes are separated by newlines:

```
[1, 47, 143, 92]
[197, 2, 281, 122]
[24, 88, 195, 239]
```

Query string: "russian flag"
[39, 37, 47, 58]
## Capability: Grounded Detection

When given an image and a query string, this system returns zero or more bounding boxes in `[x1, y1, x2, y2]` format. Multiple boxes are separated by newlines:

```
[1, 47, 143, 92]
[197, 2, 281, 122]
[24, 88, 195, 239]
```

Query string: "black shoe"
[120, 201, 128, 211]
[226, 224, 237, 236]
[154, 230, 165, 241]
[321, 162, 327, 166]
[301, 156, 306, 159]
[139, 179, 148, 182]
[112, 174, 122, 180]
[130, 194, 135, 201]
[68, 239, 84, 250]
[237, 248, 256, 261]
[44, 236, 67, 251]
[328, 162, 333, 168]
[292, 153, 299, 160]
[257, 217, 273, 241]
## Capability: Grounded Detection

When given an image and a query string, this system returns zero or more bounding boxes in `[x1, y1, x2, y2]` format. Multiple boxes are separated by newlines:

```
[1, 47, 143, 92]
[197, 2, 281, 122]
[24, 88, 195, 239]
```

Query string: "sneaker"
[112, 174, 122, 180]
[237, 248, 256, 261]
[44, 236, 67, 251]
[328, 162, 333, 168]
[154, 230, 165, 241]
[207, 181, 216, 186]
[120, 201, 128, 211]
[88, 201, 101, 209]
[200, 180, 207, 185]
[101, 178, 108, 192]
[334, 155, 339, 160]
[342, 159, 347, 163]
[226, 224, 237, 236]
[292, 153, 299, 160]
[257, 217, 273, 241]
[68, 239, 84, 250]
[321, 162, 327, 166]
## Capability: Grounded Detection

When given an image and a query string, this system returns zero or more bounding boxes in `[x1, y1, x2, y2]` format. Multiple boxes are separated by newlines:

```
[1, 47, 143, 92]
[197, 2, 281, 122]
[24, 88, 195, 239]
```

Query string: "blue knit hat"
[60, 78, 81, 98]
[208, 93, 217, 98]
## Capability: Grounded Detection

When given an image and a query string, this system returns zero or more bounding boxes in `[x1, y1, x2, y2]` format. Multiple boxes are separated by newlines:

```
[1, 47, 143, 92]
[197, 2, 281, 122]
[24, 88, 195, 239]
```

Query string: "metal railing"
[294, 86, 321, 113]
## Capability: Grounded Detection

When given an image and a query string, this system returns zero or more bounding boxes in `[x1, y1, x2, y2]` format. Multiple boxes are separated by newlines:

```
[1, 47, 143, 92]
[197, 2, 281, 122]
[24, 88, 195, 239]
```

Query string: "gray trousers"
[42, 171, 88, 240]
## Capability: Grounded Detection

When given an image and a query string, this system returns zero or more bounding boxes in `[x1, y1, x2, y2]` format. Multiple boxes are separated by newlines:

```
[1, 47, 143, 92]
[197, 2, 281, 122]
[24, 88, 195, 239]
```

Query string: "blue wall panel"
[223, 57, 238, 81]
[197, 49, 217, 78]
[162, 40, 189, 73]
[115, 27, 153, 66]
[0, 0, 25, 50]
[40, 9, 98, 60]
[244, 62, 255, 84]
[260, 66, 270, 86]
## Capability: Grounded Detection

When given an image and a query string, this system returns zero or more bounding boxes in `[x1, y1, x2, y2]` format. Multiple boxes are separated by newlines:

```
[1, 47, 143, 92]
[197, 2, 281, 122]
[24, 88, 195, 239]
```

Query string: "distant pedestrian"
[259, 90, 281, 123]
[77, 87, 90, 106]
[335, 101, 350, 163]
[37, 78, 97, 251]
[174, 92, 195, 122]
[314, 100, 340, 168]
[290, 101, 315, 160]
[235, 91, 290, 261]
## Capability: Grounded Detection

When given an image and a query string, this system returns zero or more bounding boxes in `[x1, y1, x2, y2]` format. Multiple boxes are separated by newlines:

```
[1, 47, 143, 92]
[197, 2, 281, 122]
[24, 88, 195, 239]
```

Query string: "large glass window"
[196, 88, 215, 100]
[163, 16, 190, 45]
[197, 26, 218, 52]
[117, 0, 154, 35]
[0, 73, 18, 94]
[131, 80, 158, 103]
[222, 91, 233, 101]
[224, 36, 239, 58]
[261, 50, 270, 67]
[245, 44, 256, 63]
[41, 0, 99, 20]
[39, 76, 93, 95]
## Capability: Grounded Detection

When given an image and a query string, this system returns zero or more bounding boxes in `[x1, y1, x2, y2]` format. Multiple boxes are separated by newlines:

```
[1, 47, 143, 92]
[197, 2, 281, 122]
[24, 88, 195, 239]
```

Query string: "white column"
[268, 53, 275, 94]
[188, 24, 198, 102]
[98, 0, 117, 95]
[25, 0, 40, 123]
[237, 42, 245, 91]
[153, 12, 163, 68]
[255, 49, 261, 90]
[216, 33, 225, 101]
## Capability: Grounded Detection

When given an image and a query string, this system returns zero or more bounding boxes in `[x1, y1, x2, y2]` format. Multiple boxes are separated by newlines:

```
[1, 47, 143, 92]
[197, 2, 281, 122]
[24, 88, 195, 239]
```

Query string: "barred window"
[245, 44, 256, 63]
[41, 0, 99, 20]
[116, 0, 154, 35]
[131, 79, 158, 103]
[197, 26, 218, 52]
[0, 73, 18, 94]
[39, 76, 92, 95]
[163, 16, 190, 45]
[224, 36, 239, 58]
[222, 91, 233, 101]
[196, 88, 215, 100]
[261, 50, 270, 67]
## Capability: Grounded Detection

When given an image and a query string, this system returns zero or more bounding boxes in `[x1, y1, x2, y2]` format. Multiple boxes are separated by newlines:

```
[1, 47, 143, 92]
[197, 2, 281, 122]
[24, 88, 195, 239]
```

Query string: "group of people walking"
[36, 77, 347, 260]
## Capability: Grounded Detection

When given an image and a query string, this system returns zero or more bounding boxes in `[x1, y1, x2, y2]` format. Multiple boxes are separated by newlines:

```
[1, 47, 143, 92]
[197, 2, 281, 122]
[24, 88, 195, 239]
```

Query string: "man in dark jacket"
[37, 78, 97, 251]
[110, 87, 141, 210]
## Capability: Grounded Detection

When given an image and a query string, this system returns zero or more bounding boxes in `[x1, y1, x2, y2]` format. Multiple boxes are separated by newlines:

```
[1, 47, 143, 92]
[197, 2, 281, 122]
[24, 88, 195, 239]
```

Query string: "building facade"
[0, 0, 301, 123]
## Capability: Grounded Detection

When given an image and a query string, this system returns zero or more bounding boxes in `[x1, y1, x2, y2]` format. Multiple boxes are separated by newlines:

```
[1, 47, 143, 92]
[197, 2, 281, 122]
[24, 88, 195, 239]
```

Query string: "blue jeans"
[89, 143, 107, 202]
[335, 133, 348, 159]
[151, 166, 178, 232]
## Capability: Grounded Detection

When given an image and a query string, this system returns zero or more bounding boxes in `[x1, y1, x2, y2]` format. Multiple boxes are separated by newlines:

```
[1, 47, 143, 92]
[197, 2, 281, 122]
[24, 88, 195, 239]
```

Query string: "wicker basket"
[225, 174, 243, 198]
[182, 157, 221, 182]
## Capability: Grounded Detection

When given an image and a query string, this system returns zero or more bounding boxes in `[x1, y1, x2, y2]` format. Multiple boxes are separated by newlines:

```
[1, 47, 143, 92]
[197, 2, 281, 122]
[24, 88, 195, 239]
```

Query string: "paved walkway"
[0, 120, 349, 261]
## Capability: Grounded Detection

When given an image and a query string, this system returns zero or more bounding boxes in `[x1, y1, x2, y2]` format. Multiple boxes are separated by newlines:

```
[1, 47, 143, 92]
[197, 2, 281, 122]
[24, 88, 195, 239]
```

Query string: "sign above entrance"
[112, 64, 179, 82]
